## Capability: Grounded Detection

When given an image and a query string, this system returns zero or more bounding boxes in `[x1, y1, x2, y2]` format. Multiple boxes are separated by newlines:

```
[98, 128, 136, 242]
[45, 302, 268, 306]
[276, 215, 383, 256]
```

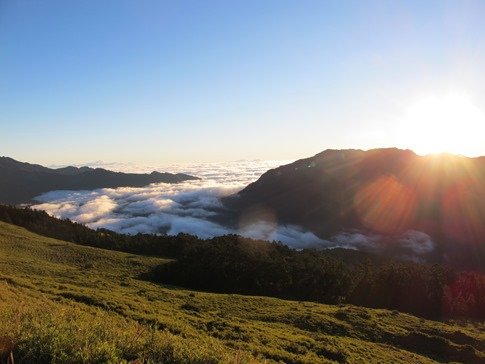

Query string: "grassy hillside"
[0, 221, 484, 363]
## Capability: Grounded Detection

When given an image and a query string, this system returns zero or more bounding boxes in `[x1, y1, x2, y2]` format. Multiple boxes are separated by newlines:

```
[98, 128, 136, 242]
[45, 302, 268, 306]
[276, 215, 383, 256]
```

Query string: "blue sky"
[1, 0, 484, 165]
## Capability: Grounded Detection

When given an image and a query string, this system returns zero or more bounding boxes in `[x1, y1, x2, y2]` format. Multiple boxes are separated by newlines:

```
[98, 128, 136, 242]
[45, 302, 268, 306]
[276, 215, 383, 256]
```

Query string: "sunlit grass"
[0, 221, 484, 363]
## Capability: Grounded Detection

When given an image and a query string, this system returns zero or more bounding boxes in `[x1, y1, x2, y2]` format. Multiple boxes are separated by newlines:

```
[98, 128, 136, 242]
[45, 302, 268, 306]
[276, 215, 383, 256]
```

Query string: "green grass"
[0, 221, 484, 363]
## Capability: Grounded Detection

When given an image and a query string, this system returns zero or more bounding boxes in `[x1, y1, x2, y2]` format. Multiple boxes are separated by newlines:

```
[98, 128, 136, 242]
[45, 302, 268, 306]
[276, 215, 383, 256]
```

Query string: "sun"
[398, 93, 485, 156]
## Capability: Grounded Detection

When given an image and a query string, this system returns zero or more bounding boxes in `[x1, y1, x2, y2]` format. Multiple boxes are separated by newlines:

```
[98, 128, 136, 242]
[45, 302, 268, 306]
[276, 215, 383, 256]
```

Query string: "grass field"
[0, 221, 484, 363]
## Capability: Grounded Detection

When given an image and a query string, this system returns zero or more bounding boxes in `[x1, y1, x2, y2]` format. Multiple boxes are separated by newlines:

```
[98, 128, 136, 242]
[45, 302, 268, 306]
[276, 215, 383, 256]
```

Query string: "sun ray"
[396, 93, 485, 156]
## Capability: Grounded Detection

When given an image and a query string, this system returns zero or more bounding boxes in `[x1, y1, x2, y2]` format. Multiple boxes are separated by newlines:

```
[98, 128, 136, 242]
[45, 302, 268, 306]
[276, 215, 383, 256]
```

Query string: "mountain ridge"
[0, 156, 199, 204]
[222, 147, 485, 249]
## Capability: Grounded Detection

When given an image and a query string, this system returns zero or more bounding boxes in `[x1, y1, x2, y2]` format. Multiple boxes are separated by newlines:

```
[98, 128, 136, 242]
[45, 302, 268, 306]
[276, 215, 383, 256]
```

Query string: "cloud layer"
[35, 160, 434, 257]
[34, 161, 286, 238]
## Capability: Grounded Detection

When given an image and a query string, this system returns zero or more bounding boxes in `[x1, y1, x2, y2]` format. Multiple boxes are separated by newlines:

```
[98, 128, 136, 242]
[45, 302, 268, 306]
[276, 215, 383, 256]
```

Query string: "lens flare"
[442, 182, 485, 245]
[354, 175, 417, 234]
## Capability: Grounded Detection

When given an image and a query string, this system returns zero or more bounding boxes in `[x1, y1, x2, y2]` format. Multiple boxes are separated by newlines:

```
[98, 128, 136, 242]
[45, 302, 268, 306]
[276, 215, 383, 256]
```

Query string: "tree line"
[0, 204, 483, 319]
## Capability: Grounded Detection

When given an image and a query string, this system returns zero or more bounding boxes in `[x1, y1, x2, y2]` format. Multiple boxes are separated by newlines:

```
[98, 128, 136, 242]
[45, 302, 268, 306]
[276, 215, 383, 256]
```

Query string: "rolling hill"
[0, 220, 484, 363]
[0, 156, 199, 204]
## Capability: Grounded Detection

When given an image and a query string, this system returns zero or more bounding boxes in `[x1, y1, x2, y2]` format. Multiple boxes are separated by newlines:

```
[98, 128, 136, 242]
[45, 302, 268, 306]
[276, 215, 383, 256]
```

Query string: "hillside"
[222, 148, 485, 269]
[0, 221, 484, 363]
[1, 204, 484, 320]
[0, 156, 199, 204]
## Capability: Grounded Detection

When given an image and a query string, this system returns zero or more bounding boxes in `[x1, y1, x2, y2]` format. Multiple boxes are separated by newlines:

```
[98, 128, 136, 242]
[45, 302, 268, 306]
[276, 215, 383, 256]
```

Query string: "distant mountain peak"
[223, 147, 485, 247]
[0, 156, 199, 204]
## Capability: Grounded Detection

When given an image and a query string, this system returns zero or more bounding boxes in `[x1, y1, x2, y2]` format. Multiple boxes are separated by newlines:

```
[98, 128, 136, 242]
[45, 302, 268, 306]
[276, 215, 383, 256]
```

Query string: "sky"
[1, 0, 485, 165]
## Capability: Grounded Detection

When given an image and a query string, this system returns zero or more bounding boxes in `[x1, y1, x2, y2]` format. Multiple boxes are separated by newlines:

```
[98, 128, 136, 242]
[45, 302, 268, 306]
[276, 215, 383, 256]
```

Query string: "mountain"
[0, 156, 199, 204]
[223, 148, 485, 249]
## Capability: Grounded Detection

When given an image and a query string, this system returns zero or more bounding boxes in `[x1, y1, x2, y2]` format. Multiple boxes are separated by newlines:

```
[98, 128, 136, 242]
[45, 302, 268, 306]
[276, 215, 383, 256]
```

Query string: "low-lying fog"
[33, 160, 433, 257]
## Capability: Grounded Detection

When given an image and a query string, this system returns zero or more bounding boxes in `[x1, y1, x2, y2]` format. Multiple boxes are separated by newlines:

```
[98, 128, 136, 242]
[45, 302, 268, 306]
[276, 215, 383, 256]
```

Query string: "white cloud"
[32, 161, 289, 239]
[32, 160, 434, 259]
[324, 230, 434, 255]
[397, 230, 434, 255]
[330, 231, 382, 251]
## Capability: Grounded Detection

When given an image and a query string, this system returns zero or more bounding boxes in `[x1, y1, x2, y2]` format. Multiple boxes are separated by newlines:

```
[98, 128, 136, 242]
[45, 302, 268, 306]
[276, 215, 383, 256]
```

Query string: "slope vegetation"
[0, 221, 484, 363]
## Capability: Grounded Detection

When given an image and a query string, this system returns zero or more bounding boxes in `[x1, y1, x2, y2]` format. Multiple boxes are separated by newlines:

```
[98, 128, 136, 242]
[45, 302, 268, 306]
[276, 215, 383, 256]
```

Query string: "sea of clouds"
[33, 160, 434, 257]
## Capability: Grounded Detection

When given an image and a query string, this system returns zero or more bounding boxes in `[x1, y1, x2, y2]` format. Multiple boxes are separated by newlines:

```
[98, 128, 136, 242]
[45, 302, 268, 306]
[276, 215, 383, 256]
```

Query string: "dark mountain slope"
[223, 148, 485, 246]
[0, 157, 198, 204]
